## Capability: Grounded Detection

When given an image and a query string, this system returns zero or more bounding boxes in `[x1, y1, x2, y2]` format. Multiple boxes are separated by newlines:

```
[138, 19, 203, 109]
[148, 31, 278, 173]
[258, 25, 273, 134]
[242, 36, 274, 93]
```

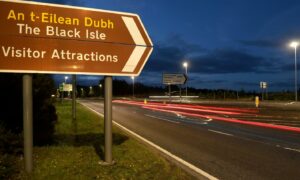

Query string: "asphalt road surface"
[79, 99, 300, 180]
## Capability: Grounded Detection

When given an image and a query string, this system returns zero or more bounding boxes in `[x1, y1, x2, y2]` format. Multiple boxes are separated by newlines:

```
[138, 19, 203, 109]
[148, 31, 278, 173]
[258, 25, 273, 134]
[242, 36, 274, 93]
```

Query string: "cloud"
[144, 35, 207, 73]
[145, 35, 288, 75]
[238, 39, 281, 48]
[189, 78, 227, 85]
[235, 81, 259, 87]
[280, 63, 300, 71]
[190, 48, 282, 74]
[144, 45, 186, 73]
[162, 35, 207, 54]
[270, 81, 294, 88]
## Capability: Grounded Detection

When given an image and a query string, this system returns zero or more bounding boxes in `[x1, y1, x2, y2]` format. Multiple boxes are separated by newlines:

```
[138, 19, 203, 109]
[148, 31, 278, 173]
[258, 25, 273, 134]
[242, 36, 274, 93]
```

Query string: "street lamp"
[183, 62, 188, 97]
[81, 88, 84, 97]
[64, 76, 68, 83]
[131, 76, 135, 98]
[99, 84, 102, 97]
[61, 76, 69, 100]
[64, 76, 70, 97]
[89, 86, 94, 96]
[290, 41, 299, 101]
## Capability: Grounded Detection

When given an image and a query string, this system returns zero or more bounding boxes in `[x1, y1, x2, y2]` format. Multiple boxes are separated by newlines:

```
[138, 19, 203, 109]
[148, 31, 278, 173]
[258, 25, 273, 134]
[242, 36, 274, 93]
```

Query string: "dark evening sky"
[39, 0, 300, 91]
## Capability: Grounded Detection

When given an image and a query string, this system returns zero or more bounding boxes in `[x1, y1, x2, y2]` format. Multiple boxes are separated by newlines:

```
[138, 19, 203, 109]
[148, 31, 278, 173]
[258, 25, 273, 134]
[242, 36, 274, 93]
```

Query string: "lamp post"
[99, 84, 102, 97]
[81, 88, 84, 97]
[89, 86, 94, 96]
[65, 76, 68, 83]
[62, 76, 68, 100]
[131, 76, 135, 98]
[183, 62, 188, 97]
[64, 76, 69, 97]
[290, 41, 299, 101]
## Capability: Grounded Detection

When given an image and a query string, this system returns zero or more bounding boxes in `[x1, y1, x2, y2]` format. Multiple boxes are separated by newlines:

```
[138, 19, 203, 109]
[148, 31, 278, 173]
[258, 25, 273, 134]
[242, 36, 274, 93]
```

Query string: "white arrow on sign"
[122, 16, 153, 73]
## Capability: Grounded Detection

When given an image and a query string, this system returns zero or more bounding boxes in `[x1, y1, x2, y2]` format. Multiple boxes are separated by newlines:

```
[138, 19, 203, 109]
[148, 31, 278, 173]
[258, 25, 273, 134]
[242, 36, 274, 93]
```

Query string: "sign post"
[72, 75, 76, 121]
[104, 76, 113, 164]
[23, 74, 33, 173]
[60, 83, 64, 103]
[168, 84, 171, 102]
[179, 85, 182, 99]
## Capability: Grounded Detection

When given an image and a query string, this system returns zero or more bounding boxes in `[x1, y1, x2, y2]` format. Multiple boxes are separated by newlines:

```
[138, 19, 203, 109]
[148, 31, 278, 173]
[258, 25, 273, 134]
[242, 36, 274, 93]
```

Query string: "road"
[79, 99, 300, 180]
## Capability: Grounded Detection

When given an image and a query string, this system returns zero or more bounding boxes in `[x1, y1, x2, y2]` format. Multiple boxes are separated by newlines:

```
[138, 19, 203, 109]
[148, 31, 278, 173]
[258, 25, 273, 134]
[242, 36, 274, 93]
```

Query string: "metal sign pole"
[72, 75, 76, 121]
[23, 74, 33, 173]
[169, 84, 171, 102]
[104, 76, 113, 164]
[61, 85, 64, 103]
[179, 85, 182, 101]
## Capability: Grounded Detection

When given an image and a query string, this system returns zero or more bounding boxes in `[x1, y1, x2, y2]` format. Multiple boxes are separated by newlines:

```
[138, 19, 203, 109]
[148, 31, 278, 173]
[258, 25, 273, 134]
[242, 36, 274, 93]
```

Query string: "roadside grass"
[16, 101, 193, 179]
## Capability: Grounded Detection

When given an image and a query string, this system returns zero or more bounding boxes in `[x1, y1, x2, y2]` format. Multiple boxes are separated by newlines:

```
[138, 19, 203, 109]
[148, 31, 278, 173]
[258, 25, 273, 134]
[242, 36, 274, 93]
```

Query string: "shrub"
[0, 74, 57, 145]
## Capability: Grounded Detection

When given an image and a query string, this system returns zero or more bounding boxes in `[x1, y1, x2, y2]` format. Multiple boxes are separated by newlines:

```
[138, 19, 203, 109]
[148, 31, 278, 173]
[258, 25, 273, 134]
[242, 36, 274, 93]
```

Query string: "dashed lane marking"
[144, 114, 180, 124]
[208, 129, 234, 137]
[284, 147, 300, 153]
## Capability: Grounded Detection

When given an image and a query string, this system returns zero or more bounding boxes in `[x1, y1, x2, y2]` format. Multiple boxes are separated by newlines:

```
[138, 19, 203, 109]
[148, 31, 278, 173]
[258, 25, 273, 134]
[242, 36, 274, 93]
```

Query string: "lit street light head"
[131, 76, 135, 80]
[183, 62, 188, 68]
[290, 41, 299, 48]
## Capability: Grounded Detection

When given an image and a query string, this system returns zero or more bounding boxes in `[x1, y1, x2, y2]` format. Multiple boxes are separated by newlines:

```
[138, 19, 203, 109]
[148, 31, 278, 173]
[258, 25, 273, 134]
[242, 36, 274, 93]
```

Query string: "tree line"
[73, 78, 298, 101]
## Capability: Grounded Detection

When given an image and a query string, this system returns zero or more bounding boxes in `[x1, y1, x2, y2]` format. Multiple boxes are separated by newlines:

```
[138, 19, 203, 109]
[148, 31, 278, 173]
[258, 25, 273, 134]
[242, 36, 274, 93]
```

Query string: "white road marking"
[208, 129, 233, 137]
[284, 147, 300, 153]
[273, 144, 300, 154]
[176, 113, 184, 118]
[80, 102, 218, 180]
[144, 114, 180, 124]
[284, 102, 295, 105]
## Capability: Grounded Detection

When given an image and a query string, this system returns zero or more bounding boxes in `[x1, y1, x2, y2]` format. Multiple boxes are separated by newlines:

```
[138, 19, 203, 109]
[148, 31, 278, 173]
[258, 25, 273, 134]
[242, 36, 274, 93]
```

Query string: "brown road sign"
[163, 73, 188, 85]
[0, 0, 153, 76]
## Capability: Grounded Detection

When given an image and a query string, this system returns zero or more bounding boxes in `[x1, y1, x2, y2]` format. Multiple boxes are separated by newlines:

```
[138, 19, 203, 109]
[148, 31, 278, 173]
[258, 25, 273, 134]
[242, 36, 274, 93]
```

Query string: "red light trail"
[113, 100, 300, 133]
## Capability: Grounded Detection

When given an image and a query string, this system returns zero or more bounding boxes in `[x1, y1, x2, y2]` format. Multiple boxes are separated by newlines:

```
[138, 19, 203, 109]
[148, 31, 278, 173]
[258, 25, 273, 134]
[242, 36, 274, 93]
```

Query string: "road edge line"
[80, 103, 218, 180]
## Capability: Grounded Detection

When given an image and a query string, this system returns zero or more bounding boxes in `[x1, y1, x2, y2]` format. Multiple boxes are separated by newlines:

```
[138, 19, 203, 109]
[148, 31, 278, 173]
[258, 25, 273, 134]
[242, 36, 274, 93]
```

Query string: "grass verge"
[13, 101, 193, 179]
